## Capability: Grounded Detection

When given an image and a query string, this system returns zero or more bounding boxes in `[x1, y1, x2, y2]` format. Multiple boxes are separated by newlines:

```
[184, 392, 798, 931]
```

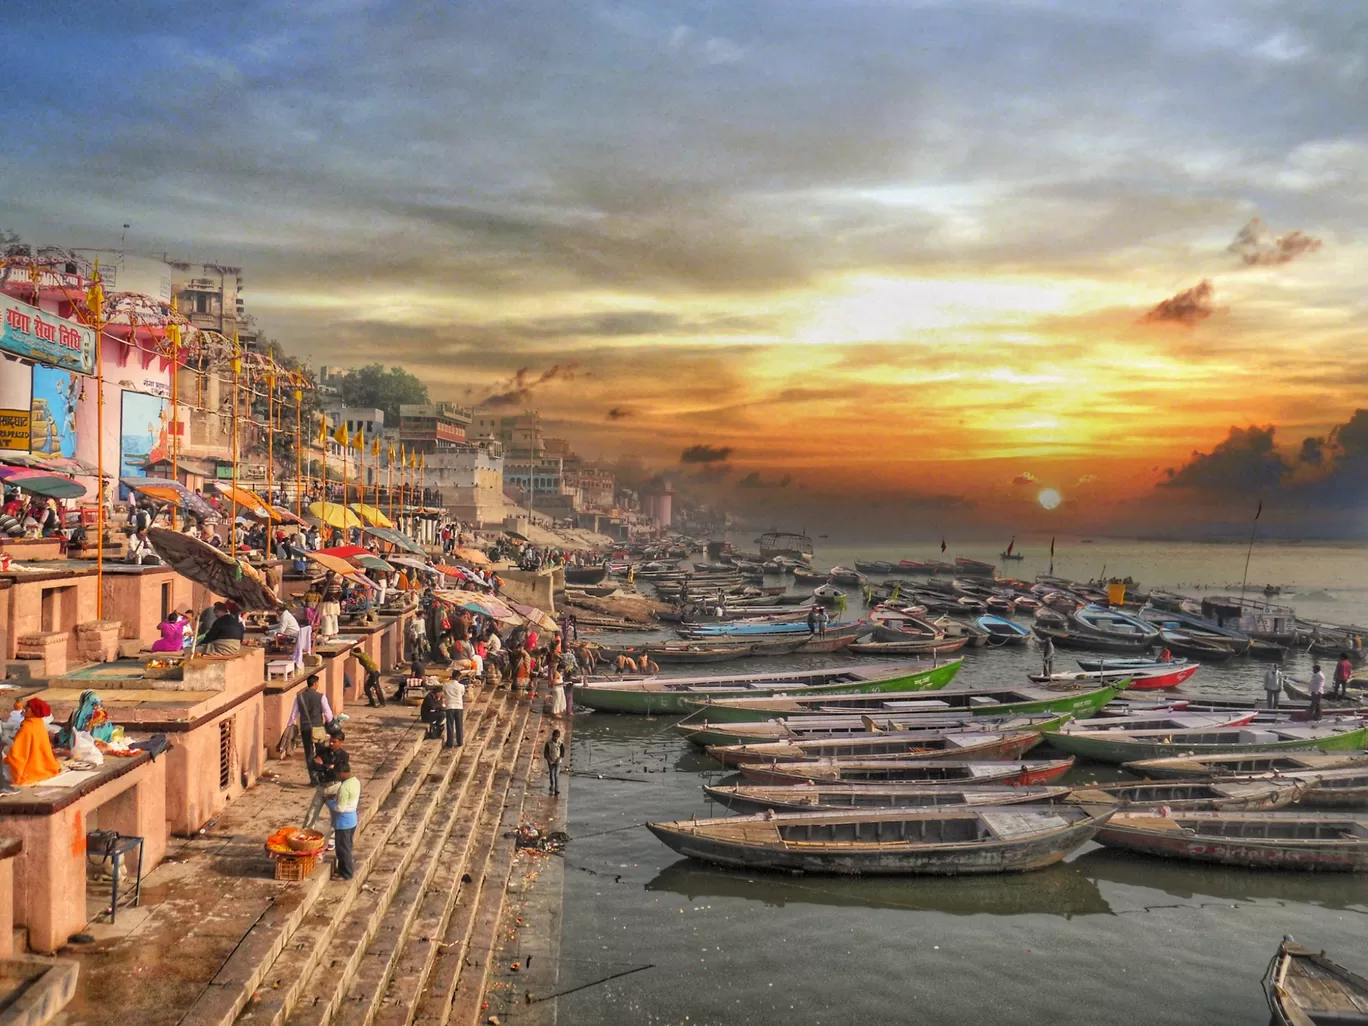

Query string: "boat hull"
[702, 784, 1074, 815]
[1095, 813, 1368, 871]
[1044, 725, 1368, 765]
[705, 730, 1045, 769]
[737, 757, 1075, 787]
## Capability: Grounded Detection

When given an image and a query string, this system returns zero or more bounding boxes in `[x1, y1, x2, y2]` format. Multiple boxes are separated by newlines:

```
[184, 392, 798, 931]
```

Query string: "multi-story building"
[399, 402, 473, 454]
[565, 461, 616, 509]
[323, 404, 384, 440]
[423, 446, 505, 525]
[169, 261, 256, 349]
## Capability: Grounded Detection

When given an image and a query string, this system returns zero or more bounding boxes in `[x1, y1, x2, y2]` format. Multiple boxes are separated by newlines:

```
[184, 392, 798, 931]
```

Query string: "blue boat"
[976, 613, 1031, 645]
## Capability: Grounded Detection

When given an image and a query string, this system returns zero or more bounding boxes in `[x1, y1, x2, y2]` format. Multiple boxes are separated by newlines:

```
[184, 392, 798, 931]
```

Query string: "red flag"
[940, 537, 947, 553]
[1050, 536, 1056, 557]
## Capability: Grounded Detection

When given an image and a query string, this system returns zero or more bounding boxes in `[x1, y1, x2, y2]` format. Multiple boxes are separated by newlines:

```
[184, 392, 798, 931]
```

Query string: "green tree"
[337, 363, 429, 427]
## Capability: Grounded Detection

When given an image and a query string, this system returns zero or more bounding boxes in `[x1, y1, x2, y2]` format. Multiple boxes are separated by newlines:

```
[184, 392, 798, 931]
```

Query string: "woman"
[58, 690, 114, 747]
[151, 611, 187, 652]
[5, 699, 60, 786]
[319, 573, 342, 639]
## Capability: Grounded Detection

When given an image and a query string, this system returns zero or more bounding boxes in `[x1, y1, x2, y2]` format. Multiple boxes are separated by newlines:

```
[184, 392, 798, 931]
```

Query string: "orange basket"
[272, 852, 319, 881]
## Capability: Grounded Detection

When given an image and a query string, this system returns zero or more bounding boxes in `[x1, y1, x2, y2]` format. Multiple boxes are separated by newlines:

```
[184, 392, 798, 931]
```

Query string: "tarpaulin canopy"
[349, 502, 394, 528]
[363, 526, 424, 555]
[146, 527, 283, 610]
[271, 505, 307, 526]
[451, 547, 492, 567]
[45, 456, 109, 478]
[0, 467, 87, 500]
[216, 483, 273, 518]
[308, 502, 362, 529]
[121, 477, 221, 521]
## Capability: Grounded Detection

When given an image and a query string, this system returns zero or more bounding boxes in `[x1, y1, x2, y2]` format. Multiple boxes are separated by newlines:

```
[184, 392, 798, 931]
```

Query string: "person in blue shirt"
[326, 761, 359, 880]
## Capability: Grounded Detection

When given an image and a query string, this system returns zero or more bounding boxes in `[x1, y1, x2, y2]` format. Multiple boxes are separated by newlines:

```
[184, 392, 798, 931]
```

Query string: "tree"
[337, 364, 429, 427]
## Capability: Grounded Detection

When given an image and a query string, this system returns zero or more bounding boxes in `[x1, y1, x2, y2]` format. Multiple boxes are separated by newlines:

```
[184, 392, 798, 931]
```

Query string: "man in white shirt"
[274, 607, 301, 645]
[1307, 663, 1325, 721]
[442, 675, 465, 749]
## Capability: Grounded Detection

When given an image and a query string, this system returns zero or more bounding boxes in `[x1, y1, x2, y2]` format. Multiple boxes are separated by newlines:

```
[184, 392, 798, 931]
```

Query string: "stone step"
[331, 695, 535, 1026]
[415, 702, 544, 1026]
[236, 689, 510, 1026]
[180, 704, 452, 1026]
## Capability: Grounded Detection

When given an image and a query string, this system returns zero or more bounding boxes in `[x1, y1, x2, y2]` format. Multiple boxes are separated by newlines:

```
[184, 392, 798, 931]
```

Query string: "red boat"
[1029, 663, 1200, 692]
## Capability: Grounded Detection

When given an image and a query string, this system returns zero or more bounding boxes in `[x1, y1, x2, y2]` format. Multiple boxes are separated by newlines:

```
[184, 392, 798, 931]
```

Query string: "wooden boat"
[792, 566, 827, 583]
[646, 803, 1112, 875]
[1138, 606, 1251, 654]
[1072, 604, 1161, 642]
[678, 681, 1123, 724]
[813, 584, 847, 605]
[984, 595, 1017, 615]
[1070, 778, 1306, 811]
[848, 636, 968, 656]
[1264, 936, 1368, 1026]
[702, 783, 1074, 815]
[679, 617, 843, 637]
[705, 729, 1047, 769]
[897, 560, 938, 575]
[1033, 625, 1154, 654]
[1283, 679, 1365, 708]
[954, 557, 996, 577]
[1093, 810, 1368, 870]
[737, 756, 1076, 786]
[1058, 711, 1258, 733]
[1156, 630, 1240, 661]
[756, 531, 814, 561]
[790, 623, 867, 653]
[829, 566, 867, 585]
[675, 711, 1078, 749]
[853, 559, 899, 574]
[575, 659, 963, 714]
[976, 614, 1031, 645]
[644, 640, 806, 664]
[1284, 767, 1368, 808]
[1043, 723, 1368, 765]
[1124, 752, 1368, 780]
[563, 565, 608, 585]
[1027, 662, 1199, 692]
[1075, 656, 1189, 672]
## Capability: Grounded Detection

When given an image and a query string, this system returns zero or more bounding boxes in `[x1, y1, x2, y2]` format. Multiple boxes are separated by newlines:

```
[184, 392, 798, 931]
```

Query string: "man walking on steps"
[543, 729, 564, 797]
[443, 673, 465, 749]
[290, 675, 333, 784]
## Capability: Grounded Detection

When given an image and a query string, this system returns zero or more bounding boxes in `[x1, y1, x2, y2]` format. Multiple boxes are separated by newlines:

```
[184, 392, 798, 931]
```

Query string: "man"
[1040, 634, 1055, 678]
[303, 732, 347, 830]
[1263, 663, 1282, 709]
[806, 605, 817, 636]
[356, 649, 384, 707]
[442, 674, 465, 749]
[1334, 651, 1354, 700]
[272, 606, 301, 646]
[201, 602, 245, 655]
[289, 675, 333, 783]
[326, 762, 359, 880]
[815, 605, 829, 638]
[1307, 663, 1326, 721]
[419, 686, 445, 738]
[394, 658, 424, 704]
[126, 528, 157, 564]
[543, 728, 564, 797]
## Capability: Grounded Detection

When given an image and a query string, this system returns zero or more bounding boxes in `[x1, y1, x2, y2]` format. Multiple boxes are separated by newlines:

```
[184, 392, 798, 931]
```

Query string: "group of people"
[1264, 651, 1359, 719]
[0, 492, 63, 538]
[3, 691, 119, 790]
[150, 602, 247, 656]
[292, 676, 359, 879]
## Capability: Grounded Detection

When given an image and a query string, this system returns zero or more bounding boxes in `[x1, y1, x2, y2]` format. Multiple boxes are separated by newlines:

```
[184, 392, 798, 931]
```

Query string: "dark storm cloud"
[481, 364, 577, 407]
[1161, 425, 1292, 492]
[737, 471, 792, 489]
[681, 445, 734, 464]
[1227, 218, 1323, 267]
[1143, 280, 1216, 326]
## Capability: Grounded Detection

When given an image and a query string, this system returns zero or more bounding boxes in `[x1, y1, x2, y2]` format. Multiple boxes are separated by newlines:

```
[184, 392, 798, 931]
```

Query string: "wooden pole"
[294, 388, 303, 522]
[266, 370, 275, 557]
[230, 343, 241, 560]
[92, 268, 106, 618]
[169, 305, 180, 531]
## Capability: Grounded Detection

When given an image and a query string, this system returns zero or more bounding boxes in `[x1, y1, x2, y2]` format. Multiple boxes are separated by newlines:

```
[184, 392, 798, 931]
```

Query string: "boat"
[1123, 752, 1368, 780]
[1069, 778, 1306, 811]
[1042, 722, 1368, 765]
[976, 614, 1031, 645]
[1155, 630, 1240, 662]
[648, 803, 1113, 877]
[563, 565, 609, 585]
[704, 729, 1049, 769]
[792, 566, 827, 583]
[1283, 767, 1368, 808]
[674, 711, 1077, 749]
[1283, 679, 1365, 707]
[756, 531, 814, 561]
[789, 622, 869, 653]
[1094, 810, 1368, 870]
[1250, 638, 1293, 661]
[954, 556, 996, 577]
[828, 566, 866, 586]
[1034, 625, 1155, 654]
[1201, 595, 1298, 646]
[701, 783, 1075, 815]
[984, 595, 1017, 615]
[1075, 657, 1190, 672]
[645, 804, 1113, 876]
[853, 560, 898, 575]
[898, 560, 939, 575]
[643, 640, 807, 665]
[812, 584, 846, 606]
[1059, 711, 1258, 733]
[1000, 538, 1024, 561]
[1027, 663, 1199, 691]
[1073, 605, 1161, 642]
[1264, 936, 1368, 1026]
[1138, 606, 1251, 654]
[575, 659, 963, 714]
[679, 617, 846, 637]
[848, 636, 969, 656]
[737, 757, 1077, 786]
[677, 681, 1124, 724]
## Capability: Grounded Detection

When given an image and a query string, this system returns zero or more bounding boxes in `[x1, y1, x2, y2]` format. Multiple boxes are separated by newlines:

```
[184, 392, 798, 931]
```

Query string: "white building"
[424, 447, 505, 526]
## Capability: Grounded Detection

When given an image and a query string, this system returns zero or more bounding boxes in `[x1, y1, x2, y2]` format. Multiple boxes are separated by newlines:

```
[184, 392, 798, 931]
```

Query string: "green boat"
[575, 659, 962, 715]
[675, 681, 1125, 725]
[1042, 723, 1368, 765]
[677, 711, 1077, 749]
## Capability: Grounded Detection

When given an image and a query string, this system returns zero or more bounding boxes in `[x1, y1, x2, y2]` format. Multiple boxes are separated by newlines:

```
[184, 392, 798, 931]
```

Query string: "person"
[200, 602, 245, 655]
[513, 647, 533, 695]
[319, 573, 342, 639]
[326, 763, 359, 880]
[1307, 663, 1326, 721]
[1157, 647, 1172, 663]
[815, 605, 829, 638]
[543, 729, 564, 797]
[272, 606, 301, 646]
[442, 674, 465, 749]
[419, 686, 445, 738]
[303, 732, 347, 830]
[1262, 663, 1282, 709]
[356, 649, 384, 707]
[58, 689, 113, 747]
[394, 658, 424, 704]
[289, 676, 333, 783]
[1040, 634, 1055, 678]
[561, 646, 579, 717]
[5, 699, 60, 786]
[126, 528, 157, 564]
[1334, 651, 1354, 700]
[151, 611, 187, 652]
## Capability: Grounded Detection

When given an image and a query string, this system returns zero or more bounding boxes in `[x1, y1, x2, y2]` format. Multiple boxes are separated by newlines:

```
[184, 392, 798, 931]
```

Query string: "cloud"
[680, 444, 734, 464]
[1161, 425, 1292, 492]
[1227, 217, 1323, 267]
[1142, 280, 1215, 326]
[1299, 436, 1326, 466]
[737, 471, 792, 488]
[1076, 473, 1098, 485]
[1012, 471, 1037, 486]
[481, 364, 577, 407]
[606, 406, 634, 421]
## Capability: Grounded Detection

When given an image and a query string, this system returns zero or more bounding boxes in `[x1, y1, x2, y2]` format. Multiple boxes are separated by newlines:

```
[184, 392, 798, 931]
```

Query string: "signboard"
[0, 408, 30, 450]
[0, 295, 96, 375]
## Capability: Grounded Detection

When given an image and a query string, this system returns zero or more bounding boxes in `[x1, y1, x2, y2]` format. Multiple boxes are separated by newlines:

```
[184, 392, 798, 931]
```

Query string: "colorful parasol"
[451, 547, 492, 567]
[308, 502, 362, 529]
[316, 545, 370, 559]
[270, 505, 307, 526]
[0, 467, 88, 500]
[121, 477, 221, 521]
[435, 589, 517, 621]
[363, 526, 425, 555]
[355, 554, 395, 573]
[305, 552, 368, 576]
[349, 503, 394, 528]
[388, 555, 438, 574]
[216, 483, 274, 518]
[510, 602, 560, 633]
[145, 527, 284, 609]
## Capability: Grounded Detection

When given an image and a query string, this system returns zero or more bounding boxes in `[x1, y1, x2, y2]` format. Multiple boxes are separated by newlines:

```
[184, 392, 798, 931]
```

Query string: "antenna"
[120, 223, 130, 253]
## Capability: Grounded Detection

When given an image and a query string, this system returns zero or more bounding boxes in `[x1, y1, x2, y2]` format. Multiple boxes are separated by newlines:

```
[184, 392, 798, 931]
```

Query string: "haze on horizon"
[4, 1, 1367, 538]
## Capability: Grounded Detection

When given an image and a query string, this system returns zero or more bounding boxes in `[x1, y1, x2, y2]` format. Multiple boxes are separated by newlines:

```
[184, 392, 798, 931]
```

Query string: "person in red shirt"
[1333, 652, 1355, 700]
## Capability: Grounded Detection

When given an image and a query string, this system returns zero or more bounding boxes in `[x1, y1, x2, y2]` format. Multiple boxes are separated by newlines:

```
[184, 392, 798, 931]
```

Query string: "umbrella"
[0, 453, 59, 470]
[317, 544, 370, 559]
[308, 502, 362, 529]
[388, 555, 438, 574]
[146, 527, 283, 610]
[510, 602, 560, 633]
[355, 554, 395, 573]
[363, 526, 425, 555]
[271, 505, 307, 526]
[451, 547, 492, 567]
[122, 477, 221, 521]
[305, 552, 368, 576]
[435, 589, 517, 621]
[46, 456, 109, 478]
[216, 483, 274, 518]
[349, 502, 394, 528]
[0, 467, 87, 500]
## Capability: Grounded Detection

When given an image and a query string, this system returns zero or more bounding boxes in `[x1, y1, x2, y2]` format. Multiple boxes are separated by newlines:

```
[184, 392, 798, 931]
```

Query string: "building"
[399, 402, 473, 454]
[423, 447, 505, 525]
[169, 261, 256, 349]
[564, 461, 616, 509]
[323, 404, 384, 439]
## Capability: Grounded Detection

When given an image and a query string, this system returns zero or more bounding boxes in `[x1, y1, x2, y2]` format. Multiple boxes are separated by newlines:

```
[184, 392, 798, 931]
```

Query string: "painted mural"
[30, 364, 80, 458]
[119, 388, 169, 497]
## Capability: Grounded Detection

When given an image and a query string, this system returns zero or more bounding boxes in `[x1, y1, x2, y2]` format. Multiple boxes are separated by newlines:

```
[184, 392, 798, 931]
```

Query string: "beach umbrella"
[510, 602, 560, 633]
[388, 554, 439, 575]
[122, 477, 221, 521]
[305, 551, 368, 576]
[0, 467, 87, 500]
[349, 502, 394, 528]
[308, 501, 362, 529]
[316, 544, 370, 559]
[145, 527, 283, 610]
[451, 546, 492, 567]
[362, 525, 425, 555]
[270, 505, 307, 526]
[216, 482, 274, 519]
[435, 589, 517, 621]
[355, 554, 395, 573]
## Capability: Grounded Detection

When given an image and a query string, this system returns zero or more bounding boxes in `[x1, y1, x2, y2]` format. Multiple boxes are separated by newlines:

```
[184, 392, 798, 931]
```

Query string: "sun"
[1037, 488, 1062, 510]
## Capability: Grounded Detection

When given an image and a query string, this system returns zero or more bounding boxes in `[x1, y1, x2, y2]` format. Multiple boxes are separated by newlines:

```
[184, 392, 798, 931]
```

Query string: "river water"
[556, 540, 1368, 1025]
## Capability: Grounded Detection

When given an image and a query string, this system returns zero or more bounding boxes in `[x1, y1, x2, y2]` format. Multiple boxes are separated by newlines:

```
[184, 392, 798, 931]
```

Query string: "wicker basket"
[272, 853, 318, 881]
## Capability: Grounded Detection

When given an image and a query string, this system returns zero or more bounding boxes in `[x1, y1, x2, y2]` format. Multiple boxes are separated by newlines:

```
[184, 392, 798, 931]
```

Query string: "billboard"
[30, 364, 80, 458]
[119, 389, 169, 497]
[0, 294, 95, 375]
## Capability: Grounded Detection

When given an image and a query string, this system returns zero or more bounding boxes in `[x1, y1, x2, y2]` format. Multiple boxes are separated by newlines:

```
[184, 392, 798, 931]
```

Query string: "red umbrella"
[316, 544, 370, 559]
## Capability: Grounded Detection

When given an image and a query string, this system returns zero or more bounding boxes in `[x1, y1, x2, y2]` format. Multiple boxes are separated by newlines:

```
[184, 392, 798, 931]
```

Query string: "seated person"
[58, 689, 114, 747]
[200, 601, 245, 655]
[419, 686, 444, 738]
[4, 699, 60, 786]
[126, 528, 158, 564]
[271, 606, 301, 647]
[151, 611, 188, 652]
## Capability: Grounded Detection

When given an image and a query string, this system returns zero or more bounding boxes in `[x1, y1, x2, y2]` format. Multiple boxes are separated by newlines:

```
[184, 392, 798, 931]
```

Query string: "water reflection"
[645, 858, 1112, 918]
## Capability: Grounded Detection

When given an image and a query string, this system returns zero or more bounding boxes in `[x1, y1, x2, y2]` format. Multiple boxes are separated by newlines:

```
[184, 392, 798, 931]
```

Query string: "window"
[218, 717, 234, 789]
[161, 582, 172, 622]
[195, 293, 211, 314]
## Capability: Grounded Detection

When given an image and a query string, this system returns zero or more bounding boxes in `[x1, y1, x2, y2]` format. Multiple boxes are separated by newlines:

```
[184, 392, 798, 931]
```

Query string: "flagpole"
[265, 369, 275, 557]
[92, 264, 106, 618]
[341, 431, 349, 539]
[230, 336, 241, 560]
[321, 416, 328, 522]
[294, 387, 303, 522]
[168, 299, 180, 531]
[1239, 502, 1262, 606]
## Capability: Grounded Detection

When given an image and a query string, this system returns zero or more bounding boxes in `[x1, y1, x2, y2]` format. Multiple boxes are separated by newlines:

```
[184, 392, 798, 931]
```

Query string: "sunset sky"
[4, 2, 1367, 535]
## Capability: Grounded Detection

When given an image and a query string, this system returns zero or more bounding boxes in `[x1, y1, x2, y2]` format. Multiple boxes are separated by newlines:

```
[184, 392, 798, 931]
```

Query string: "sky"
[3, 1, 1367, 537]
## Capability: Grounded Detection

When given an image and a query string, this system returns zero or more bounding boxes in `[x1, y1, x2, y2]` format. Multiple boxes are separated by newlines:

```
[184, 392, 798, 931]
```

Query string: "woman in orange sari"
[5, 698, 60, 786]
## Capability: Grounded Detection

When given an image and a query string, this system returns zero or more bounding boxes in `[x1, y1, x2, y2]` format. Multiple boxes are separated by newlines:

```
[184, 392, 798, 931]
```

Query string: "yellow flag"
[167, 296, 182, 350]
[87, 260, 105, 320]
[371, 436, 380, 457]
[317, 417, 328, 444]
[387, 441, 395, 462]
[408, 451, 416, 469]
[418, 452, 425, 469]
[351, 428, 365, 449]
[333, 422, 349, 447]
